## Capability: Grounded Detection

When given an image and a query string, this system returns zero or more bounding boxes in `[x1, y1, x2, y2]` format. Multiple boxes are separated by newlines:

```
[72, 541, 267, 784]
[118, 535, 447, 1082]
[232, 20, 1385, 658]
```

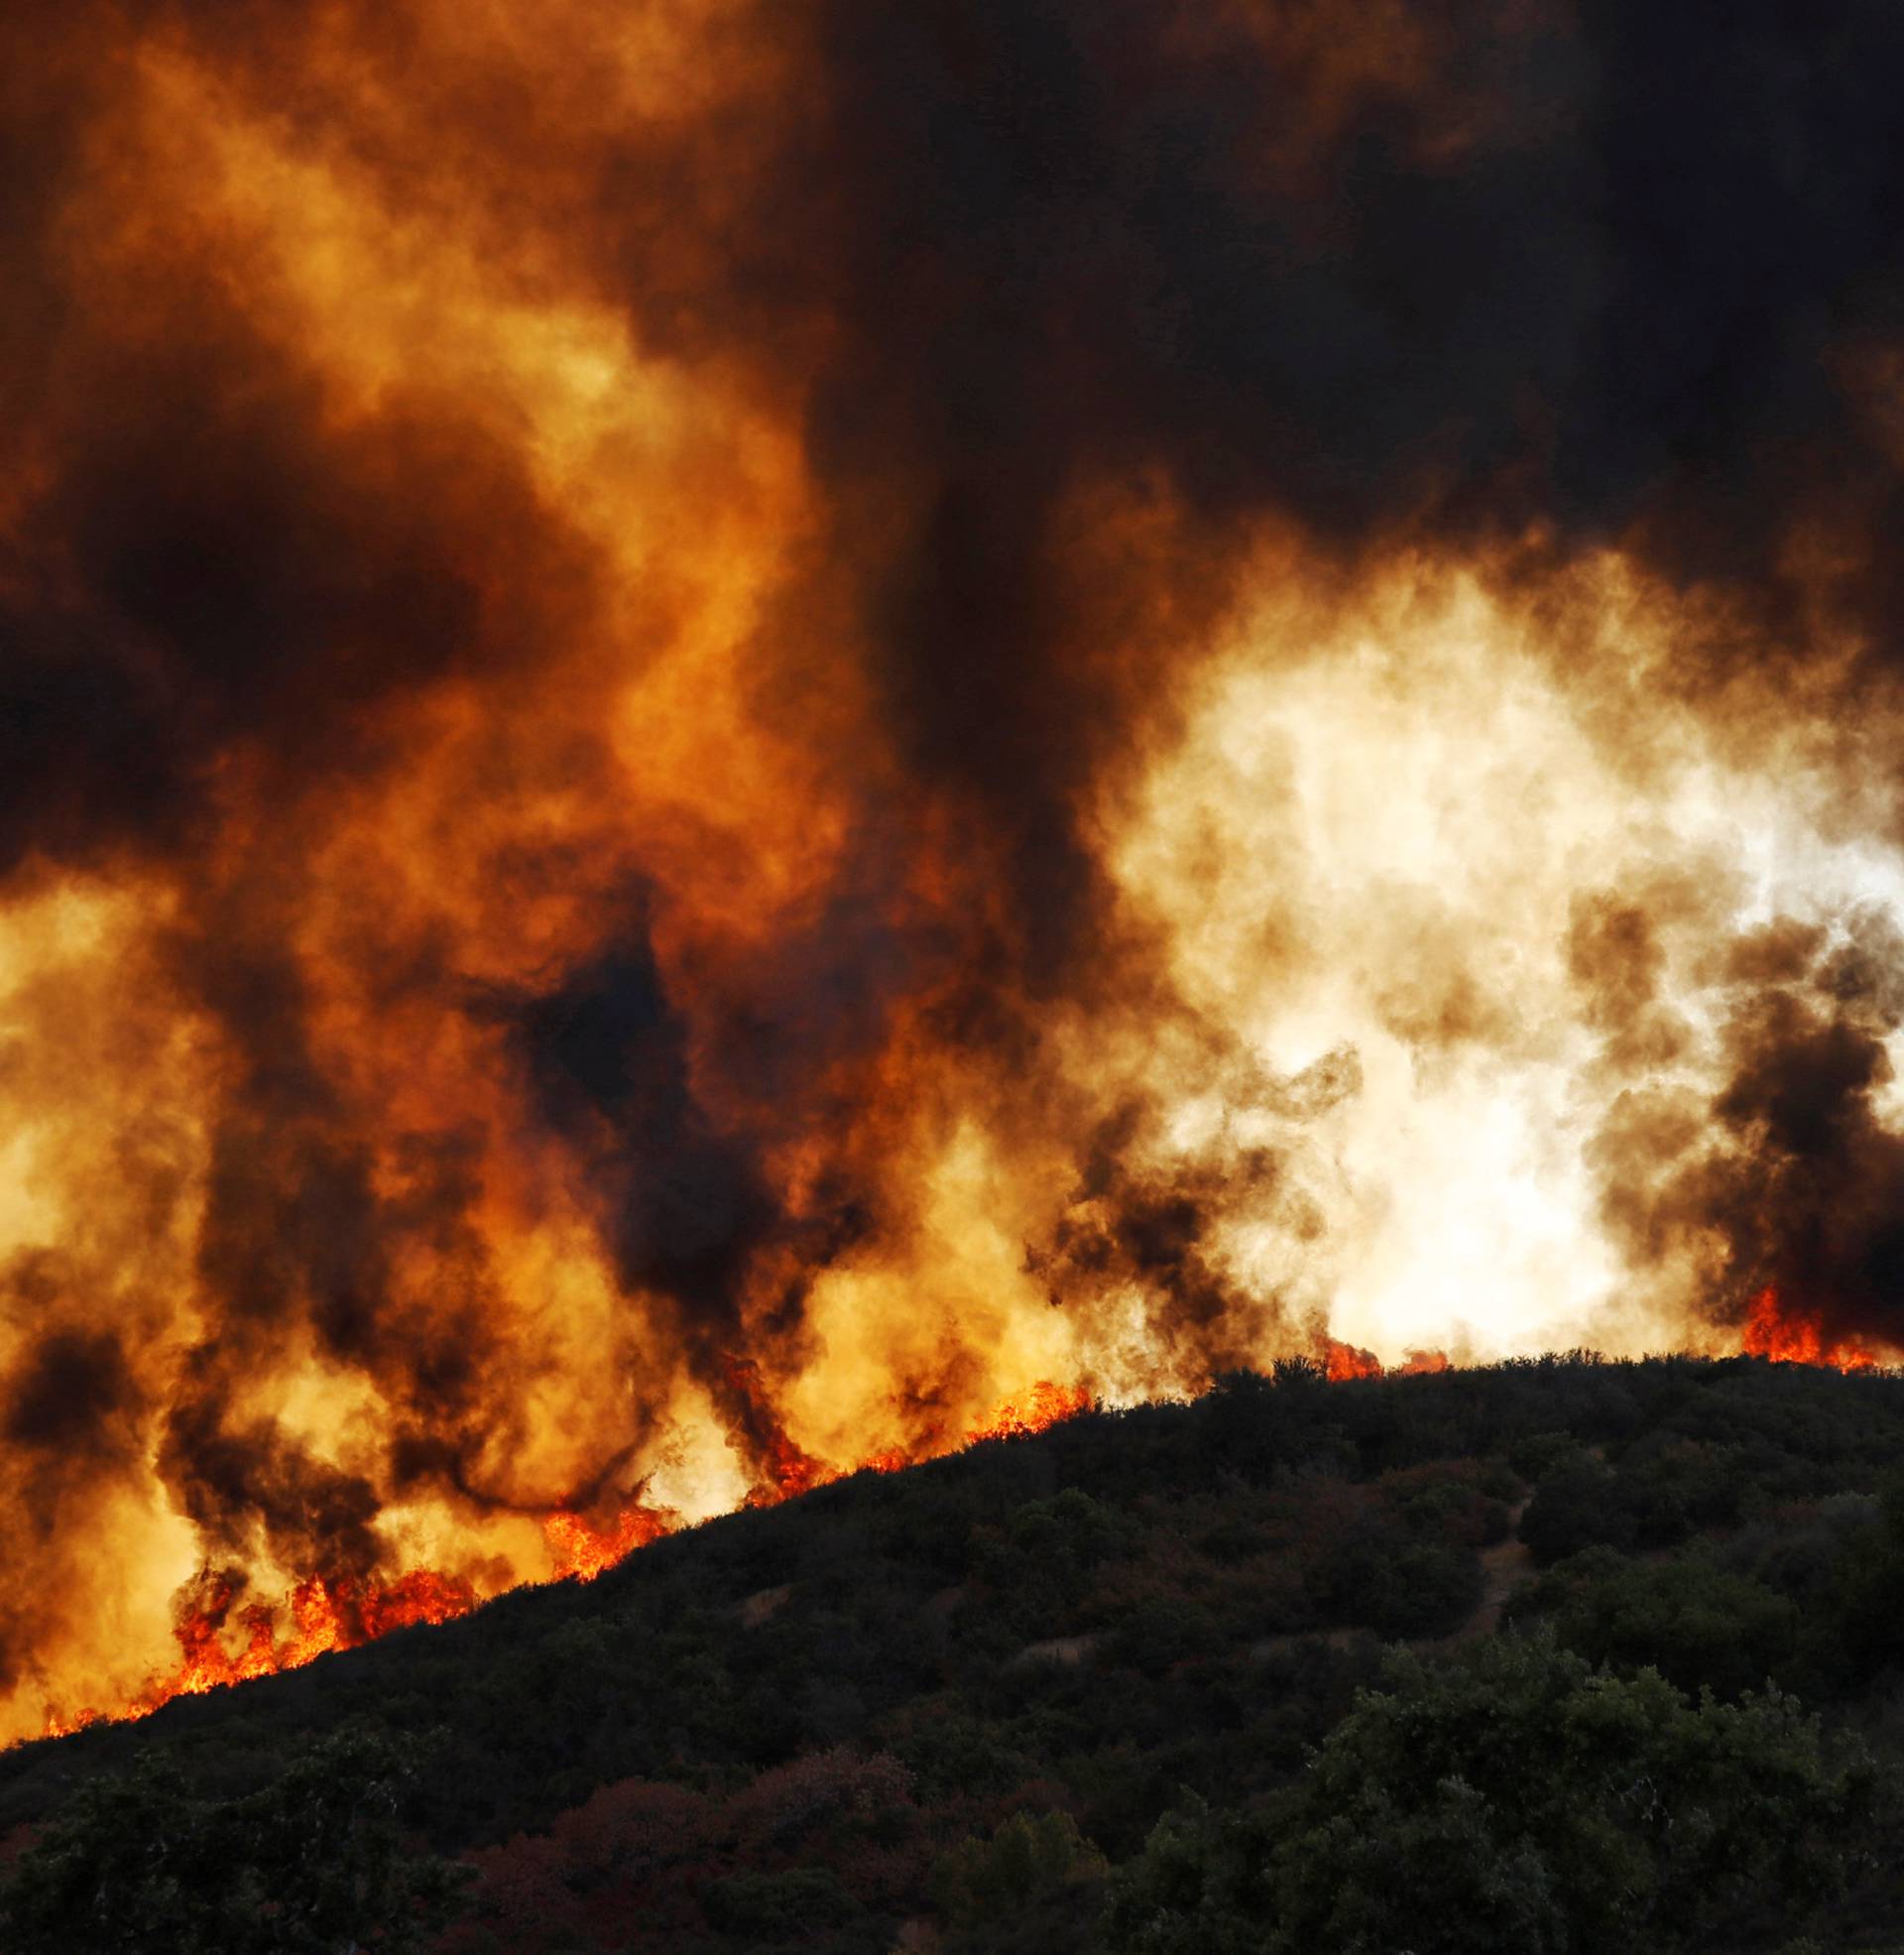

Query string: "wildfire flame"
[1319, 1340, 1449, 1382]
[962, 1381, 1095, 1443]
[1320, 1338, 1383, 1382]
[43, 1567, 477, 1738]
[37, 1378, 1096, 1736]
[542, 1505, 677, 1585]
[30, 1294, 1894, 1741]
[1740, 1288, 1884, 1373]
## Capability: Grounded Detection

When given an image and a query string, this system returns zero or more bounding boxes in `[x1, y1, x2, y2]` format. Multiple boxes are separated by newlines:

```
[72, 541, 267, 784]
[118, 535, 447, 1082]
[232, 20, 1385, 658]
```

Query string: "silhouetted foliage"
[0, 1727, 468, 1954]
[1107, 1633, 1888, 1954]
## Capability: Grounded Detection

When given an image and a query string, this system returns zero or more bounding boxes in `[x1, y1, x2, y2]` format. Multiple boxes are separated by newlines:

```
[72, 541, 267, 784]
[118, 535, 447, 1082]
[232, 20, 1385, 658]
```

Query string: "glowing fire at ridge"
[542, 1505, 677, 1585]
[962, 1381, 1095, 1443]
[43, 1567, 478, 1738]
[1320, 1338, 1382, 1382]
[1740, 1287, 1884, 1373]
[29, 1301, 1895, 1745]
[1319, 1339, 1450, 1382]
[36, 1378, 1098, 1738]
[749, 1380, 1099, 1505]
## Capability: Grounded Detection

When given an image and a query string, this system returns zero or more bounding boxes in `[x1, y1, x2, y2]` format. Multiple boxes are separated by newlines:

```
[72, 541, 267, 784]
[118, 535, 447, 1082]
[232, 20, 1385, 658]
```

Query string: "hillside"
[5, 1355, 1904, 1952]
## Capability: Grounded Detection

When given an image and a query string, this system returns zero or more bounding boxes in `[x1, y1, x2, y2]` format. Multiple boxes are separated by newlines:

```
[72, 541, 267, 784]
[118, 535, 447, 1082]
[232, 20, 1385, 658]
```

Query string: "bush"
[0, 1729, 468, 1955]
[703, 1866, 867, 1939]
[1106, 1632, 1888, 1954]
[1309, 1522, 1480, 1639]
[1506, 1546, 1800, 1699]
[1105, 1595, 1225, 1675]
[932, 1809, 1106, 1926]
[1521, 1458, 1635, 1563]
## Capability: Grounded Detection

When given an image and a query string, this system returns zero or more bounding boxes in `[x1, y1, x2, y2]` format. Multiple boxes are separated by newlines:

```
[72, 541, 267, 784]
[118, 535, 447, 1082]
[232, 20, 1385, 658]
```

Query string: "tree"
[1506, 1545, 1800, 1699]
[0, 1727, 470, 1955]
[932, 1810, 1109, 1955]
[1106, 1632, 1887, 1955]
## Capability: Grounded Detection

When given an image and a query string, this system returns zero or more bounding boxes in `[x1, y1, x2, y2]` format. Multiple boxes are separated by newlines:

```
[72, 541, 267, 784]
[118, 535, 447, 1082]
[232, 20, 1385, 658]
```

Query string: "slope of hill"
[5, 1355, 1904, 1953]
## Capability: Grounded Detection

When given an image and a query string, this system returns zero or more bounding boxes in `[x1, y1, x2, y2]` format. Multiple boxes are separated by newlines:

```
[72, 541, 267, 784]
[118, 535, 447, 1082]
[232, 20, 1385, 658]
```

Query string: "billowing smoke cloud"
[1577, 902, 1904, 1362]
[4, 0, 1904, 1733]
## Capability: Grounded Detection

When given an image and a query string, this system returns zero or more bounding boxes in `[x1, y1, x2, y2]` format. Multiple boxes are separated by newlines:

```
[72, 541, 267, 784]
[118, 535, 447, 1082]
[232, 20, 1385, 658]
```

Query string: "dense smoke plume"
[4, 0, 1904, 1733]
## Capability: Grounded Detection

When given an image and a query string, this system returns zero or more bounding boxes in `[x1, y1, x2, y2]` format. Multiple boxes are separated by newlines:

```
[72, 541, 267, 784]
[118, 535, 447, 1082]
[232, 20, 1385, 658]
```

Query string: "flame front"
[4, 1, 1904, 1739]
[45, 1566, 478, 1736]
[46, 1382, 1091, 1731]
[543, 1506, 677, 1586]
[1740, 1289, 1881, 1375]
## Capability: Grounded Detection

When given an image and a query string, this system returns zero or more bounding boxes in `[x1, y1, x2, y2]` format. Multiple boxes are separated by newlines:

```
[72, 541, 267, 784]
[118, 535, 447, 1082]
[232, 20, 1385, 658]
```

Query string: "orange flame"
[962, 1380, 1094, 1442]
[1397, 1349, 1452, 1375]
[12, 0, 1904, 1768]
[1740, 1285, 1882, 1371]
[38, 1380, 1102, 1737]
[30, 1348, 1492, 1740]
[717, 1367, 1091, 1508]
[1319, 1338, 1450, 1381]
[1320, 1337, 1384, 1381]
[743, 1440, 834, 1510]
[542, 1504, 677, 1583]
[43, 1566, 481, 1736]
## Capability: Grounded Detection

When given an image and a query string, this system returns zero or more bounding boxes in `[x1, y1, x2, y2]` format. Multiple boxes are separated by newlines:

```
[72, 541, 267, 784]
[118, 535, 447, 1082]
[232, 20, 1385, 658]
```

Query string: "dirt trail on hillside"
[1439, 1499, 1535, 1648]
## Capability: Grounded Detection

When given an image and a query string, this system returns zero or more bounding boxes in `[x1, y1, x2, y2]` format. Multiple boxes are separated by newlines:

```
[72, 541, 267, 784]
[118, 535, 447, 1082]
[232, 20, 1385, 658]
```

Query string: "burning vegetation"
[4, 0, 1904, 1740]
[42, 1378, 1094, 1733]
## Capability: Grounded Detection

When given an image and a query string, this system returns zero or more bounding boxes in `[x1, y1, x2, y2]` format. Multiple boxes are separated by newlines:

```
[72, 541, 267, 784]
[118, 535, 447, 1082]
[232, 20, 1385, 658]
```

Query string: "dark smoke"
[510, 924, 778, 1326]
[760, 0, 1904, 966]
[3, 1325, 139, 1457]
[0, 1266, 149, 1691]
[4, 308, 596, 880]
[1579, 902, 1904, 1350]
[1030, 1044, 1362, 1375]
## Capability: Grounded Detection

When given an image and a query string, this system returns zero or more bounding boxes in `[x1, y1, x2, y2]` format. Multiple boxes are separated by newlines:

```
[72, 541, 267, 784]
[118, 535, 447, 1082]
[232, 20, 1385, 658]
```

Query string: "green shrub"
[931, 1809, 1106, 1927]
[702, 1866, 866, 1939]
[1506, 1546, 1800, 1698]
[1106, 1632, 1887, 1955]
[0, 1729, 468, 1955]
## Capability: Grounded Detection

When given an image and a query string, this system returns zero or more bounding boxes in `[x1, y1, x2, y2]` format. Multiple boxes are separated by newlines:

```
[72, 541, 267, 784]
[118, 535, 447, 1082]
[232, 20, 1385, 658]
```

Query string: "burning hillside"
[44, 1376, 1092, 1734]
[4, 1, 1904, 1739]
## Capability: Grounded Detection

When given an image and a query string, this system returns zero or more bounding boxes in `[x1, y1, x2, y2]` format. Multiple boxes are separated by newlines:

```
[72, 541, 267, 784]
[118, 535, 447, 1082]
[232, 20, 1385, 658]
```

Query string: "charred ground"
[4, 1354, 1904, 1952]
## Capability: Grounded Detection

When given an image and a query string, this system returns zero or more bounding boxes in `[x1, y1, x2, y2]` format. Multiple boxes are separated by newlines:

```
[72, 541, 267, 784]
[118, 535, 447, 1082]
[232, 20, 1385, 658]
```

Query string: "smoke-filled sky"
[5, 0, 1904, 1736]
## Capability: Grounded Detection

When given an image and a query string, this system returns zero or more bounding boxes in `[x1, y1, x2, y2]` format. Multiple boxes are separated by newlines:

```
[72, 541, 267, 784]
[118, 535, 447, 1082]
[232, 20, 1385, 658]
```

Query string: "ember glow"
[6, 2, 1904, 1739]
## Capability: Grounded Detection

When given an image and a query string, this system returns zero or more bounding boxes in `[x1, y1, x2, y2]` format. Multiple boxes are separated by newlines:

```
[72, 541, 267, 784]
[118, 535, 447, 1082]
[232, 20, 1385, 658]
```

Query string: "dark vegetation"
[5, 1355, 1904, 1952]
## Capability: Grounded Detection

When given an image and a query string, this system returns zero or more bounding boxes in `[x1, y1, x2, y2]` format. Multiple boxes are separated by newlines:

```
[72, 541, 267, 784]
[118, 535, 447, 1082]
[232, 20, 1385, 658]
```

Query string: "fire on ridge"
[42, 1322, 1892, 1743]
[41, 1379, 1096, 1738]
[6, 1, 1904, 1745]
